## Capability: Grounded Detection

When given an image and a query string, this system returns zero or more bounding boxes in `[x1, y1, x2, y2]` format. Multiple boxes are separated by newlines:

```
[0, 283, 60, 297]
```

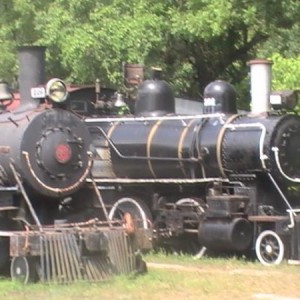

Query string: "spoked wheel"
[175, 198, 207, 215]
[255, 230, 285, 266]
[10, 256, 39, 284]
[108, 197, 152, 230]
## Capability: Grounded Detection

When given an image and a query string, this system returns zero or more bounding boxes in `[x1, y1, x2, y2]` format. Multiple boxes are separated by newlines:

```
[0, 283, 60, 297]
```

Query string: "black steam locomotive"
[84, 60, 300, 265]
[0, 47, 148, 284]
[0, 46, 93, 277]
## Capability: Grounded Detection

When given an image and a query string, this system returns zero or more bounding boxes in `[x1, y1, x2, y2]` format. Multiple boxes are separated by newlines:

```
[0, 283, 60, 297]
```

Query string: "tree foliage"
[1, 0, 300, 106]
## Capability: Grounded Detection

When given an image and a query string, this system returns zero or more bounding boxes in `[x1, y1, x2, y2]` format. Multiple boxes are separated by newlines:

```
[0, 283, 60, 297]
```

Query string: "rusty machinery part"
[123, 212, 135, 235]
[9, 225, 145, 284]
[109, 197, 152, 230]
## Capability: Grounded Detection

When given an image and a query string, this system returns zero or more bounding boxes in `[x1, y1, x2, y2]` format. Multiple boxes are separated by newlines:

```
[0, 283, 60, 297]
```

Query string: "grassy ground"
[1, 253, 300, 300]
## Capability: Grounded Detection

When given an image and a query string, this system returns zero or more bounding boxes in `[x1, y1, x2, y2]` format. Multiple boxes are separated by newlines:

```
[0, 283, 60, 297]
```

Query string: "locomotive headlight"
[270, 90, 298, 110]
[46, 78, 68, 103]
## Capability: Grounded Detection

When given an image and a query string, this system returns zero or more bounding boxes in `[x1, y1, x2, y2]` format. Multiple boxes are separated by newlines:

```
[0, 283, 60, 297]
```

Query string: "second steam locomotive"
[84, 60, 300, 265]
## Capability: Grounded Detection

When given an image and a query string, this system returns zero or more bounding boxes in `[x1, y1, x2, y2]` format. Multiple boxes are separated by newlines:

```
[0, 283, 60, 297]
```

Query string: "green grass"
[1, 253, 300, 300]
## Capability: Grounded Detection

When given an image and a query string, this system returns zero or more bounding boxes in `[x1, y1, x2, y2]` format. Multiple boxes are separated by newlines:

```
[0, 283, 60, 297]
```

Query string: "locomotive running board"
[87, 177, 230, 184]
[8, 224, 144, 284]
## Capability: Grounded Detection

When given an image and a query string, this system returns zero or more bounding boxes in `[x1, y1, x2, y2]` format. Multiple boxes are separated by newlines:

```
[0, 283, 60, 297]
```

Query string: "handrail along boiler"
[85, 59, 300, 265]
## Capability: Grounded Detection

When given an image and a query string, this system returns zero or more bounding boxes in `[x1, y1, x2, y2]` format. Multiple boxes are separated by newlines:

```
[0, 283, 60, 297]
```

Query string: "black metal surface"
[106, 118, 202, 178]
[203, 80, 237, 114]
[135, 79, 175, 116]
[290, 217, 300, 260]
[0, 108, 91, 198]
[198, 218, 253, 251]
[206, 195, 249, 218]
[222, 114, 300, 183]
[85, 102, 300, 262]
[87, 112, 300, 186]
[270, 115, 300, 180]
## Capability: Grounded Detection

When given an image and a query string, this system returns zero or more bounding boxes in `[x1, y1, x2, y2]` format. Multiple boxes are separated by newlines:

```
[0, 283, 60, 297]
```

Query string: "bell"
[0, 80, 12, 101]
[114, 93, 126, 107]
[151, 67, 162, 80]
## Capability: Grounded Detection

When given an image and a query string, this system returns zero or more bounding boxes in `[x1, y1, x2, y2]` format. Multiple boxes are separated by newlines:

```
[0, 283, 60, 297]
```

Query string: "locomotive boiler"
[85, 59, 300, 265]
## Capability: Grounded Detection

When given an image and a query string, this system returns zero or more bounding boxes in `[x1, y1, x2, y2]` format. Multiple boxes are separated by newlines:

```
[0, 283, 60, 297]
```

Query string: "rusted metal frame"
[107, 231, 118, 274]
[56, 234, 68, 283]
[62, 233, 79, 281]
[39, 235, 45, 282]
[8, 224, 140, 283]
[85, 257, 100, 281]
[44, 235, 51, 282]
[53, 234, 63, 282]
[66, 233, 82, 280]
[115, 231, 125, 274]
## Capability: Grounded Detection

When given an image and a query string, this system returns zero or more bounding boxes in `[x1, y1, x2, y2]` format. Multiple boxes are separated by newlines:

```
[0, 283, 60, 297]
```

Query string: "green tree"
[0, 0, 51, 82]
[1, 0, 300, 105]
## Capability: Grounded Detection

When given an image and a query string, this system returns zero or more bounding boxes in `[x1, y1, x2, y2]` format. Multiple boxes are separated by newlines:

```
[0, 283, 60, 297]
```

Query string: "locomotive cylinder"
[198, 218, 253, 251]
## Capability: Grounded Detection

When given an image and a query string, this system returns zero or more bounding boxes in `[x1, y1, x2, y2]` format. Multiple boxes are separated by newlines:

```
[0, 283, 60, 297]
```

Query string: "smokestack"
[18, 46, 46, 109]
[248, 59, 272, 114]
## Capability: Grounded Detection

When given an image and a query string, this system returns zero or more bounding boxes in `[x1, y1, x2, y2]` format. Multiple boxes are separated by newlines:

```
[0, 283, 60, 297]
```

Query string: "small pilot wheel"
[255, 230, 285, 266]
[10, 256, 38, 284]
[109, 197, 151, 229]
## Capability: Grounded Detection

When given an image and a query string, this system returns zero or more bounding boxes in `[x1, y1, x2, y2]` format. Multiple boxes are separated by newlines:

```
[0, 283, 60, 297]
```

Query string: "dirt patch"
[147, 262, 285, 276]
[253, 293, 300, 300]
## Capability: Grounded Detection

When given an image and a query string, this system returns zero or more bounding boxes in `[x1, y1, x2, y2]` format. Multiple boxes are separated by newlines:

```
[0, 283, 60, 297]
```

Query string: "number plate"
[31, 87, 46, 98]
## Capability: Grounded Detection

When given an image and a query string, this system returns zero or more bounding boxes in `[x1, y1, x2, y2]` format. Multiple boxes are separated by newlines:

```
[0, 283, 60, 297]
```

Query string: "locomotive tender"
[85, 59, 300, 265]
[0, 46, 147, 283]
